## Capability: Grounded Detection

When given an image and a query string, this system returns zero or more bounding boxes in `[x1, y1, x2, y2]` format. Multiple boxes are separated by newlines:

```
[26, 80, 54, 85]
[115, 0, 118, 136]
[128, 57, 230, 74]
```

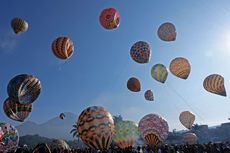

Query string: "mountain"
[16, 112, 77, 140]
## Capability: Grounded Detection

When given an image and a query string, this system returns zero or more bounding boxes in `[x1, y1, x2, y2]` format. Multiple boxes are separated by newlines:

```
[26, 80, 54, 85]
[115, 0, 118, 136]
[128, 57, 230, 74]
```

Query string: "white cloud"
[90, 93, 111, 107]
[0, 32, 17, 54]
[121, 106, 146, 123]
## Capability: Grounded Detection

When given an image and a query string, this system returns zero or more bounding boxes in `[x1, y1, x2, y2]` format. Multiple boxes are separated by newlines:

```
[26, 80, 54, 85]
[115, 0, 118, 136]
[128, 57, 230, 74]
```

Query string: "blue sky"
[0, 0, 230, 131]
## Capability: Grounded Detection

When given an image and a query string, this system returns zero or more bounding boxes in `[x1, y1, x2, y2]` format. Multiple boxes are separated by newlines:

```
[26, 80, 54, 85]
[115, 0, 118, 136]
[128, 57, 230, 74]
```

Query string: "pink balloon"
[139, 114, 169, 142]
[99, 8, 120, 30]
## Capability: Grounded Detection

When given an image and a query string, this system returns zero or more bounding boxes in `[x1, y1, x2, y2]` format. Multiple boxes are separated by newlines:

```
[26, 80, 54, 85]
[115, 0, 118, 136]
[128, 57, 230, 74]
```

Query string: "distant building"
[166, 122, 230, 144]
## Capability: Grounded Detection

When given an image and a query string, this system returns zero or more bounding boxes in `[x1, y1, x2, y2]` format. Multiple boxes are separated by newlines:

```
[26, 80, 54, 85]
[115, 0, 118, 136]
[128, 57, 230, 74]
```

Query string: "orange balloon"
[52, 37, 74, 60]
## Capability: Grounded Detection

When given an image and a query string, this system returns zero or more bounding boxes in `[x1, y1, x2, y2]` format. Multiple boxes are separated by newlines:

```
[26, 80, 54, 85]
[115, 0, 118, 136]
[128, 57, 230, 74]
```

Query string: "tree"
[70, 124, 80, 147]
[70, 124, 79, 138]
[113, 115, 123, 125]
[191, 124, 199, 133]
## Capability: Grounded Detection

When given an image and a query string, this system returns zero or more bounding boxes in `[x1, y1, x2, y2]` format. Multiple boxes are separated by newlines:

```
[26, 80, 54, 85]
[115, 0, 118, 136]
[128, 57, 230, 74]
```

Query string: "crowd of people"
[5, 142, 230, 153]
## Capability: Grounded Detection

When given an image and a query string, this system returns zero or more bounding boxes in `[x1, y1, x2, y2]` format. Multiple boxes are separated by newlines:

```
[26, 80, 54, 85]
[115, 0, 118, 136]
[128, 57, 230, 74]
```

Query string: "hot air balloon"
[32, 143, 51, 153]
[113, 120, 139, 149]
[11, 17, 28, 34]
[139, 114, 169, 147]
[203, 74, 227, 97]
[179, 111, 195, 129]
[183, 133, 198, 144]
[3, 98, 32, 122]
[77, 106, 115, 151]
[99, 8, 120, 30]
[157, 22, 176, 42]
[130, 41, 151, 64]
[151, 64, 168, 83]
[51, 139, 70, 150]
[52, 37, 74, 60]
[0, 123, 19, 153]
[170, 57, 191, 79]
[127, 77, 141, 92]
[144, 90, 154, 101]
[7, 74, 41, 105]
[59, 113, 65, 120]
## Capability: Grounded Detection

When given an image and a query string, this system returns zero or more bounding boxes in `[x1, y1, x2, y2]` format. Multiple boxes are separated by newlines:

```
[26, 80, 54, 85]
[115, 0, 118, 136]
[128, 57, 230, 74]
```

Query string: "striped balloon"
[77, 106, 115, 151]
[183, 133, 198, 145]
[3, 98, 32, 122]
[157, 22, 176, 42]
[11, 17, 28, 34]
[203, 74, 227, 97]
[151, 64, 168, 83]
[139, 114, 169, 147]
[51, 139, 70, 150]
[127, 77, 141, 92]
[99, 8, 120, 30]
[59, 113, 65, 120]
[130, 41, 151, 64]
[170, 57, 191, 79]
[7, 74, 41, 105]
[31, 143, 51, 153]
[179, 111, 195, 129]
[144, 133, 162, 146]
[144, 90, 154, 101]
[52, 37, 74, 60]
[113, 120, 139, 149]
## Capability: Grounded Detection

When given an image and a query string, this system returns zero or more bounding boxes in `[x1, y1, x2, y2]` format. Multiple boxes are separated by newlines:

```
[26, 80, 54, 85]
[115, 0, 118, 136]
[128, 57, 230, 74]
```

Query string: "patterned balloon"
[144, 90, 154, 101]
[130, 41, 151, 64]
[11, 17, 28, 34]
[127, 77, 141, 92]
[179, 111, 195, 129]
[0, 123, 19, 153]
[52, 37, 74, 60]
[77, 106, 115, 151]
[170, 57, 191, 79]
[203, 74, 227, 97]
[157, 22, 176, 42]
[7, 74, 41, 105]
[113, 121, 139, 149]
[99, 8, 120, 30]
[183, 133, 198, 144]
[3, 98, 32, 122]
[139, 114, 169, 146]
[151, 64, 168, 83]
[51, 139, 70, 150]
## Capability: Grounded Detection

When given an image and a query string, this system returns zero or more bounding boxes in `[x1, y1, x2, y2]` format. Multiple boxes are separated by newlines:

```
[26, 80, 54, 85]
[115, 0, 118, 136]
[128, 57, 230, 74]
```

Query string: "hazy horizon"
[1, 0, 230, 132]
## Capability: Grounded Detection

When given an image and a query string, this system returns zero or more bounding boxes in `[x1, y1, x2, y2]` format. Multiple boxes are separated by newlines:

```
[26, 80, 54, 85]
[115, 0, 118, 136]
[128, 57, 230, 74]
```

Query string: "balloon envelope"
[127, 77, 141, 92]
[183, 133, 198, 144]
[203, 74, 227, 97]
[113, 120, 139, 149]
[3, 98, 32, 122]
[170, 57, 191, 79]
[139, 114, 169, 146]
[7, 74, 41, 105]
[179, 111, 195, 129]
[151, 64, 168, 83]
[52, 37, 74, 60]
[51, 139, 70, 150]
[59, 113, 65, 120]
[130, 41, 151, 64]
[0, 123, 19, 153]
[77, 106, 115, 151]
[144, 90, 154, 101]
[99, 8, 120, 30]
[157, 22, 176, 42]
[11, 17, 28, 34]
